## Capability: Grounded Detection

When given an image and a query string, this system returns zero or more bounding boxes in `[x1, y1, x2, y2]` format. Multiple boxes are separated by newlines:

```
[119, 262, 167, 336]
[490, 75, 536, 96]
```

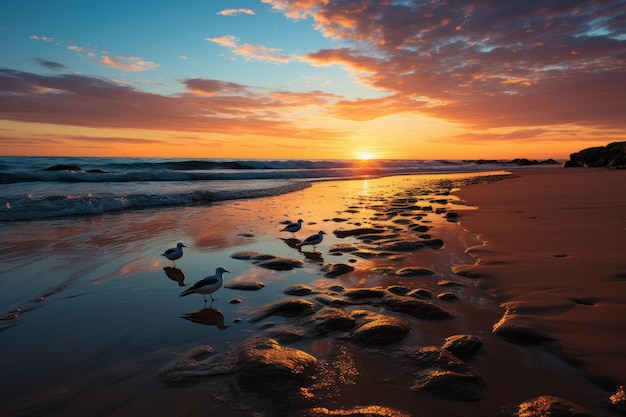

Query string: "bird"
[297, 231, 326, 251]
[281, 219, 303, 237]
[162, 242, 186, 266]
[179, 267, 230, 303]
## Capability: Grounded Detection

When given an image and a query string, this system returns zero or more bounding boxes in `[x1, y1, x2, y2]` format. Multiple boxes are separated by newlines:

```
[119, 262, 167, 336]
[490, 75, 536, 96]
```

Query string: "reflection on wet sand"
[163, 267, 186, 286]
[181, 307, 228, 330]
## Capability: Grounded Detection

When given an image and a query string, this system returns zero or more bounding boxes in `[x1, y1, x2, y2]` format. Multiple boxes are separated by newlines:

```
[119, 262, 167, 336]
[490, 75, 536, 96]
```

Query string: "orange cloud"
[99, 56, 160, 72]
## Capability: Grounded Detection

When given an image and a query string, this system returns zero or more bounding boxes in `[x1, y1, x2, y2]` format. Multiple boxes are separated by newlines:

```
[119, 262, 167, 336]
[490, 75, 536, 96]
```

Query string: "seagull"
[281, 219, 303, 237]
[297, 231, 326, 251]
[162, 242, 186, 266]
[179, 267, 230, 303]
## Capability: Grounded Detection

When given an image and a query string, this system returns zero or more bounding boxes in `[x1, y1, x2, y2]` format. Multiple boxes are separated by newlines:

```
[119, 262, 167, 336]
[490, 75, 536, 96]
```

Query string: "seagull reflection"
[181, 307, 228, 330]
[163, 266, 186, 286]
[281, 237, 301, 249]
[301, 250, 324, 263]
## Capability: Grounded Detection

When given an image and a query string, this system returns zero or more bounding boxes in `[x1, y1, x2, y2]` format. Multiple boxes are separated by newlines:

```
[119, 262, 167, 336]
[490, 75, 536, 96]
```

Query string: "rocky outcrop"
[564, 141, 626, 169]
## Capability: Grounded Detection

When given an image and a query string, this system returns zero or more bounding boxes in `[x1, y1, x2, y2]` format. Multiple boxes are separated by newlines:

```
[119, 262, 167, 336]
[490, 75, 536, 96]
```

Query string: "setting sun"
[357, 151, 375, 160]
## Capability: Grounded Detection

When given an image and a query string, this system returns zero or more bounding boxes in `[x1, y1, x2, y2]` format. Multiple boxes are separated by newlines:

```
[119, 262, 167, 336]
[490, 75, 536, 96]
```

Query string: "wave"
[0, 181, 312, 222]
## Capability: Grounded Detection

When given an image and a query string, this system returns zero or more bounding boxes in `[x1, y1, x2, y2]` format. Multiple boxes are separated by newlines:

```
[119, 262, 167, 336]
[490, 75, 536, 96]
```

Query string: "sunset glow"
[1, 1, 625, 159]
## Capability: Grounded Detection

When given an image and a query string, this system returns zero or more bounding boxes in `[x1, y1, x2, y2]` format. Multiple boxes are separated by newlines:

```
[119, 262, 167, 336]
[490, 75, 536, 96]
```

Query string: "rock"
[442, 335, 484, 358]
[386, 285, 411, 295]
[314, 294, 353, 307]
[409, 347, 469, 372]
[264, 325, 306, 343]
[437, 292, 459, 301]
[249, 298, 318, 322]
[610, 386, 626, 414]
[334, 228, 385, 238]
[233, 338, 317, 409]
[492, 311, 553, 344]
[396, 266, 436, 277]
[349, 310, 410, 345]
[343, 287, 387, 299]
[564, 141, 626, 169]
[158, 346, 231, 384]
[224, 280, 265, 291]
[412, 370, 485, 401]
[284, 284, 313, 296]
[302, 405, 412, 417]
[383, 295, 453, 319]
[311, 307, 356, 332]
[230, 251, 303, 270]
[516, 396, 597, 417]
[321, 262, 355, 277]
[42, 164, 82, 172]
[407, 288, 433, 299]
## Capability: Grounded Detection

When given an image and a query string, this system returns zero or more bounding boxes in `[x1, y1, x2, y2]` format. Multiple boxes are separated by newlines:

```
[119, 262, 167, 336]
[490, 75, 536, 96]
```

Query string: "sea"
[0, 156, 524, 222]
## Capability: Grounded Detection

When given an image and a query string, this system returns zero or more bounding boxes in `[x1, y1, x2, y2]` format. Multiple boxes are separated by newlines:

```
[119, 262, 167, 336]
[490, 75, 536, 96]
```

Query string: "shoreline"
[455, 167, 626, 388]
[1, 169, 624, 416]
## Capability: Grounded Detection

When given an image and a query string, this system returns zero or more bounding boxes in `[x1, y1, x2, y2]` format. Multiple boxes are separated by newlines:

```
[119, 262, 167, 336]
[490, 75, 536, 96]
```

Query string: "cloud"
[99, 56, 160, 72]
[206, 35, 292, 64]
[34, 58, 67, 71]
[29, 35, 54, 42]
[265, 0, 626, 131]
[218, 8, 255, 16]
[0, 69, 344, 141]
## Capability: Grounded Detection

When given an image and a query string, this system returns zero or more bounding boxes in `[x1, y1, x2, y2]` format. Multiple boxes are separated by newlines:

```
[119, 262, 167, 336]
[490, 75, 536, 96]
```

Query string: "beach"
[1, 168, 625, 416]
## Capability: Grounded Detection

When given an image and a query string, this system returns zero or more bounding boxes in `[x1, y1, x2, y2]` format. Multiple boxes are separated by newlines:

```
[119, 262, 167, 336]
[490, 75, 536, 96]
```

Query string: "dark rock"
[302, 405, 412, 417]
[230, 251, 303, 270]
[233, 338, 317, 408]
[321, 262, 355, 277]
[610, 385, 626, 414]
[249, 298, 318, 322]
[334, 228, 386, 238]
[349, 310, 410, 345]
[383, 295, 453, 319]
[42, 164, 83, 172]
[284, 284, 313, 296]
[344, 287, 386, 299]
[301, 405, 411, 417]
[396, 266, 436, 277]
[564, 141, 626, 169]
[263, 326, 306, 343]
[442, 335, 484, 358]
[492, 311, 553, 344]
[158, 346, 230, 384]
[412, 370, 485, 401]
[437, 292, 459, 301]
[407, 288, 433, 299]
[515, 395, 597, 417]
[311, 307, 356, 332]
[224, 280, 265, 291]
[409, 347, 469, 372]
[386, 285, 411, 295]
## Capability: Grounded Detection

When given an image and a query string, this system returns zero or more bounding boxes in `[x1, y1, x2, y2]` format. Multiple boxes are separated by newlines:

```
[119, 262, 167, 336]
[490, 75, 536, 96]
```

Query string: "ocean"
[0, 156, 519, 221]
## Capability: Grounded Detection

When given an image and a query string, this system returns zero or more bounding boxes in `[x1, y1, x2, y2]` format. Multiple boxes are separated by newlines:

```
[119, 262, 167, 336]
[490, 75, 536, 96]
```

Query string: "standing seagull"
[179, 267, 230, 303]
[162, 242, 186, 266]
[297, 231, 326, 251]
[281, 219, 303, 238]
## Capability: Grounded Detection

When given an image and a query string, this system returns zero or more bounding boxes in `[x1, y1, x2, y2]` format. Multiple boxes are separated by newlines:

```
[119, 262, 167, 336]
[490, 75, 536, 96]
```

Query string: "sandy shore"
[456, 167, 626, 387]
[1, 169, 625, 416]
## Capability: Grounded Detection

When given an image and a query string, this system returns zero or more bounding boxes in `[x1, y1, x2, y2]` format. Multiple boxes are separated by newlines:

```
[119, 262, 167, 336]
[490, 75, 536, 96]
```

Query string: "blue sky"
[1, 1, 625, 159]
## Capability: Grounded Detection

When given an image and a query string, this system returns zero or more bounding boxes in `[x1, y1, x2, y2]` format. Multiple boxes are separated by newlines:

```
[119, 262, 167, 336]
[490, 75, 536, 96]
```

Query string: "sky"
[0, 0, 625, 160]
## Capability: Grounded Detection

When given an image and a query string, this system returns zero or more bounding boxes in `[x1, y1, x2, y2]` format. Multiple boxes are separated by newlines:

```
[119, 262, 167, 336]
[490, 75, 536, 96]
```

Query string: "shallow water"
[0, 173, 614, 417]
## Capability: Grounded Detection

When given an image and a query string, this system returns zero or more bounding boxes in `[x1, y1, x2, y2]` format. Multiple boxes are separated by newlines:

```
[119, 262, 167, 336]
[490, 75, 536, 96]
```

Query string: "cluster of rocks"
[564, 141, 626, 169]
[467, 158, 560, 166]
[162, 173, 624, 416]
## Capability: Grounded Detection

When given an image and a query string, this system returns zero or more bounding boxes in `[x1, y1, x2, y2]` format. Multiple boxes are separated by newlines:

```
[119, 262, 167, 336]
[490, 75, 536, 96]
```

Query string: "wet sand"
[0, 169, 624, 416]
[455, 167, 626, 387]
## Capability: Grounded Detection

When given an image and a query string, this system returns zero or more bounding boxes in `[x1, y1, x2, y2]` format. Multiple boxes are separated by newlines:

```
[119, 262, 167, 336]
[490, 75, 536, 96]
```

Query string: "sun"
[357, 151, 374, 160]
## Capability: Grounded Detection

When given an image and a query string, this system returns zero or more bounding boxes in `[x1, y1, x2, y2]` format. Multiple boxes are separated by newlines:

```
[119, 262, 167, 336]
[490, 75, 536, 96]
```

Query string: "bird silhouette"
[281, 219, 303, 237]
[179, 266, 230, 303]
[161, 242, 186, 266]
[297, 231, 326, 251]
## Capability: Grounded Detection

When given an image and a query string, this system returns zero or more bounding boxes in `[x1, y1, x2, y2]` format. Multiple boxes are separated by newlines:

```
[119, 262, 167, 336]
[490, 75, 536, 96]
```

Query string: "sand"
[455, 167, 626, 387]
[1, 169, 625, 416]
